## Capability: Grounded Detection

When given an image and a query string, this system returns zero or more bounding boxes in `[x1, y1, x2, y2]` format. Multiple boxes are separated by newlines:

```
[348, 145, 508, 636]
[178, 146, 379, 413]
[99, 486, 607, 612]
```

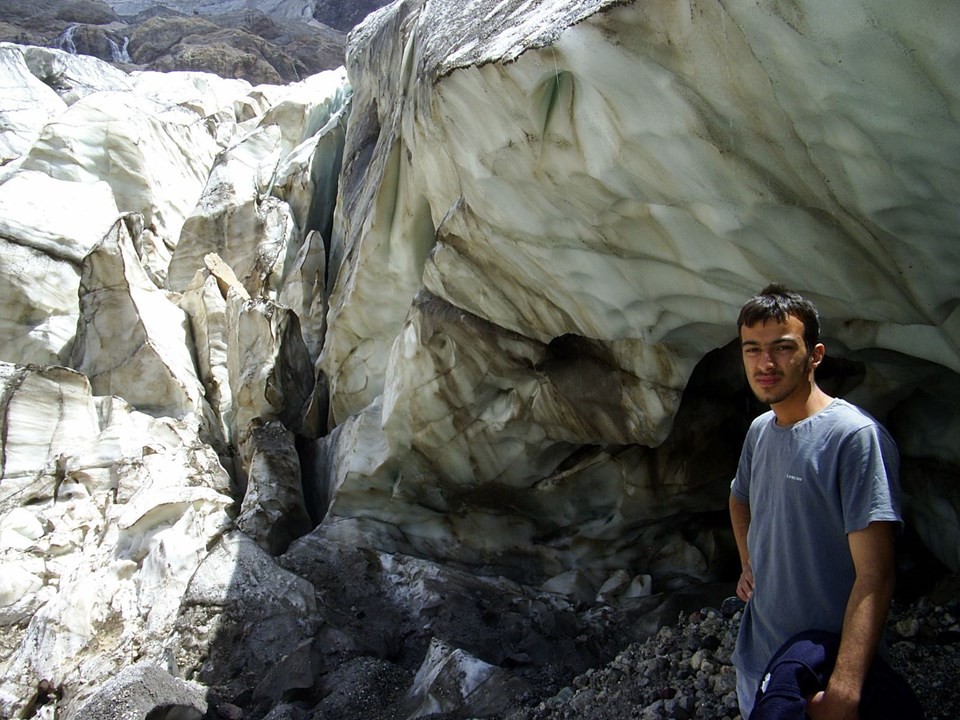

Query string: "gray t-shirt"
[730, 398, 902, 677]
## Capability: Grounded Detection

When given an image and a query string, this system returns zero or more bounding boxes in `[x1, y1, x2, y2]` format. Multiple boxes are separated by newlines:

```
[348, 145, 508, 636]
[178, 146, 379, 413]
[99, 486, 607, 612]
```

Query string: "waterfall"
[56, 24, 78, 54]
[109, 36, 132, 63]
[55, 23, 131, 64]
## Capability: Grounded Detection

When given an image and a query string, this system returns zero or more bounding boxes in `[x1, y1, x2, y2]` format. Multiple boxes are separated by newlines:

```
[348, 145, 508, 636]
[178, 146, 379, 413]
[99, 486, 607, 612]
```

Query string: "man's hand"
[807, 521, 896, 720]
[736, 560, 754, 602]
[807, 687, 859, 720]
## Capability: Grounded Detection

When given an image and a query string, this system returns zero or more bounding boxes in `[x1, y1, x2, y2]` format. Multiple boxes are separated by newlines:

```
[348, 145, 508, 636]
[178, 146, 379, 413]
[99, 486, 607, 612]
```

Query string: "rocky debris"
[504, 600, 743, 720]
[501, 578, 960, 720]
[886, 575, 960, 720]
[171, 531, 322, 710]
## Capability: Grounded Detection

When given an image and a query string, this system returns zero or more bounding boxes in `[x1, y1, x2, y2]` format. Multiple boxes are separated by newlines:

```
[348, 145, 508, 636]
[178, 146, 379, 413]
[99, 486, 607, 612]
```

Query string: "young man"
[729, 284, 902, 720]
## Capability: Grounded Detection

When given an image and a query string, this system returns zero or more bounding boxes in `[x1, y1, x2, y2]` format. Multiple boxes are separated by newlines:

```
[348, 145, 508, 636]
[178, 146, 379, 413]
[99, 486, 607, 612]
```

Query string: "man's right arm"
[730, 494, 754, 601]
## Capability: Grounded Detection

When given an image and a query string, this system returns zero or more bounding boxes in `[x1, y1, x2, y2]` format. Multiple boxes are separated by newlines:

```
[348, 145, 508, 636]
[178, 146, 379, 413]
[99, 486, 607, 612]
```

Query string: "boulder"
[236, 418, 312, 555]
[403, 638, 532, 719]
[73, 662, 207, 720]
[169, 531, 321, 706]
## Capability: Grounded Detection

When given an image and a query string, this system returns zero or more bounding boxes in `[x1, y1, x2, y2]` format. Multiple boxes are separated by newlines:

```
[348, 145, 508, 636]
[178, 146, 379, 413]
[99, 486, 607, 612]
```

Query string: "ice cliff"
[1, 0, 958, 717]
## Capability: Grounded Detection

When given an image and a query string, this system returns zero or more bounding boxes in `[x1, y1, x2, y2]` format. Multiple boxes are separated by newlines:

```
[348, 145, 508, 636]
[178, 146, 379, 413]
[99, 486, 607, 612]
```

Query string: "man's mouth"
[755, 374, 781, 387]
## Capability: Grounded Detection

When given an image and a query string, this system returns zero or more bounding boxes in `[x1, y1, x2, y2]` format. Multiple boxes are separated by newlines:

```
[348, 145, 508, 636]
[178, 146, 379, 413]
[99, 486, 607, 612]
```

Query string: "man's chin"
[750, 386, 785, 406]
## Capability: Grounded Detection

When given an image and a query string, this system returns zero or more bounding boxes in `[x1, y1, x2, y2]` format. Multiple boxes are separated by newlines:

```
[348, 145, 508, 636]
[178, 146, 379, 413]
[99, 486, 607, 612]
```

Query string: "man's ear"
[809, 343, 826, 369]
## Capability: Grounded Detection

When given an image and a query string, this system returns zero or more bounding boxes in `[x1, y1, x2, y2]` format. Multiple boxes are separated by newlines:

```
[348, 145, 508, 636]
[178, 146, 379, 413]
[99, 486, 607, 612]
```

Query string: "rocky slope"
[0, 0, 390, 84]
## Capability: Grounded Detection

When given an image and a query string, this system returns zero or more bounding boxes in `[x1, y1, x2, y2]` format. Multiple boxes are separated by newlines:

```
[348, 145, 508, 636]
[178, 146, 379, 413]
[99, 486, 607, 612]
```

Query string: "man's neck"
[772, 383, 834, 426]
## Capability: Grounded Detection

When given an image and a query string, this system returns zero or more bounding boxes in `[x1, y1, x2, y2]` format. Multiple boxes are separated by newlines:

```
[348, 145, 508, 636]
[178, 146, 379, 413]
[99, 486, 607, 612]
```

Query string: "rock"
[73, 662, 207, 720]
[0, 0, 358, 84]
[895, 617, 921, 639]
[309, 657, 408, 720]
[112, 0, 318, 22]
[506, 581, 960, 720]
[311, 0, 392, 32]
[56, 23, 132, 66]
[236, 418, 312, 555]
[280, 523, 622, 683]
[53, 0, 120, 26]
[127, 15, 221, 66]
[404, 637, 532, 719]
[0, 0, 119, 43]
[170, 531, 321, 706]
[131, 20, 292, 85]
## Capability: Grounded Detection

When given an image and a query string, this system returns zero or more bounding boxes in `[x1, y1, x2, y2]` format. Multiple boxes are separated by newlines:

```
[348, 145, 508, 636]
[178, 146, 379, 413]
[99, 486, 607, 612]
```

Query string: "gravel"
[502, 575, 960, 720]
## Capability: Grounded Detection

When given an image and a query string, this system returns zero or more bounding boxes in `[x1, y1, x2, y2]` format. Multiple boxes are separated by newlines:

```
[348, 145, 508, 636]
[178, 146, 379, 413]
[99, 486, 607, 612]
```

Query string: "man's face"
[740, 315, 822, 407]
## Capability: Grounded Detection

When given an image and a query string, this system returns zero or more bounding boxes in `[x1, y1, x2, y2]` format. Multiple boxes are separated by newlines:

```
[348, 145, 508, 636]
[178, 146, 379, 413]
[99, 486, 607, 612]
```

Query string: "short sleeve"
[731, 421, 758, 503]
[838, 424, 902, 534]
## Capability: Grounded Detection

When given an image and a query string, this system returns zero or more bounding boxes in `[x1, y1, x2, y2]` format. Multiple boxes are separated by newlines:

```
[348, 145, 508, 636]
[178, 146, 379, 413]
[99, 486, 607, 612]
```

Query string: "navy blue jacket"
[749, 629, 924, 719]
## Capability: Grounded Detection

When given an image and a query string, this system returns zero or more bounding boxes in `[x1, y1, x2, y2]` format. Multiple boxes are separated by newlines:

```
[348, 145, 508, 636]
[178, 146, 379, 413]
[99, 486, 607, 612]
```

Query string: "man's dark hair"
[737, 283, 820, 351]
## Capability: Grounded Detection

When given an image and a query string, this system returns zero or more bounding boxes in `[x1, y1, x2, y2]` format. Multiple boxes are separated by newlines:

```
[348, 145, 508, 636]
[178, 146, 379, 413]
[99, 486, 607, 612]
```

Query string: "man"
[729, 284, 902, 720]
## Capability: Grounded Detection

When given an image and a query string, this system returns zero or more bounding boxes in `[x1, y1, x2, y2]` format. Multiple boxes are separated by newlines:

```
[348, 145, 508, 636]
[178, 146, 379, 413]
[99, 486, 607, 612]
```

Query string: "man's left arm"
[808, 520, 897, 720]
